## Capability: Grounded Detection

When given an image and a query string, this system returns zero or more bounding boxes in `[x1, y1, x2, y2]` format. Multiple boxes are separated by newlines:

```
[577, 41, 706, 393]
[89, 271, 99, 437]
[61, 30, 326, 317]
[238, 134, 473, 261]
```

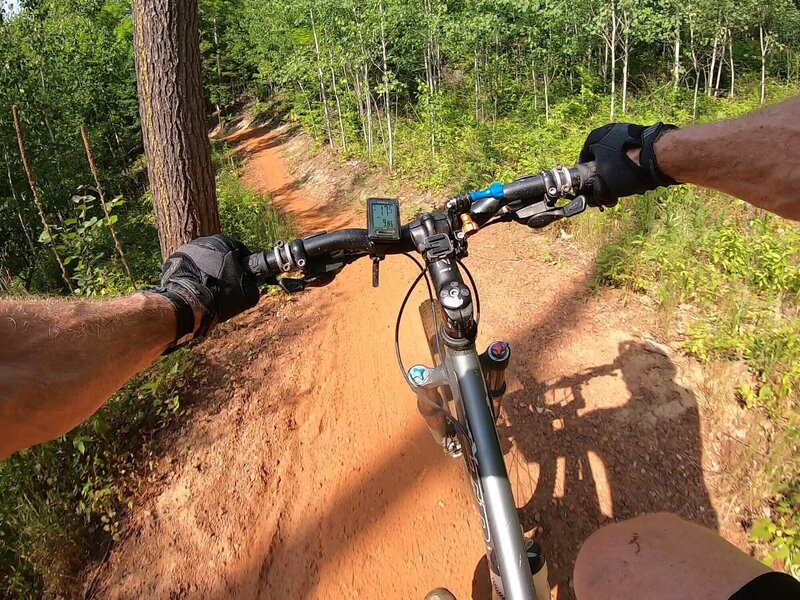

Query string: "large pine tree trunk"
[132, 0, 220, 259]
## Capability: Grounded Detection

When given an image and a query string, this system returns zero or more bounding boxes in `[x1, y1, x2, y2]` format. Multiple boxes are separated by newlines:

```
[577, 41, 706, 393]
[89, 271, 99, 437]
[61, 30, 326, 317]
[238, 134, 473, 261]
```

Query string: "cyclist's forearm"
[0, 294, 175, 459]
[655, 95, 800, 220]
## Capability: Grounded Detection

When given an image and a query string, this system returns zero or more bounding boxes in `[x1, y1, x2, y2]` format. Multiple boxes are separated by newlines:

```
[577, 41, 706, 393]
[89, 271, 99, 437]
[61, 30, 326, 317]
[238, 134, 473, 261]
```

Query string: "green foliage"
[0, 351, 194, 597]
[751, 471, 800, 578]
[217, 170, 295, 251]
[213, 143, 296, 250]
[44, 193, 134, 296]
[0, 0, 143, 295]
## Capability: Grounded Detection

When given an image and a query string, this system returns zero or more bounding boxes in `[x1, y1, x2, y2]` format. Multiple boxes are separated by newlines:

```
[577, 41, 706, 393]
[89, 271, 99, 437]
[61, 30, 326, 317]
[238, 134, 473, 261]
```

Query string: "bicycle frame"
[411, 298, 539, 600]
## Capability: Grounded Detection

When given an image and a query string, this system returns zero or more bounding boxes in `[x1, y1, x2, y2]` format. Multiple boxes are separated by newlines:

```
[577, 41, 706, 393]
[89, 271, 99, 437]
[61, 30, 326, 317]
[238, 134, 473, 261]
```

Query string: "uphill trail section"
[88, 123, 757, 600]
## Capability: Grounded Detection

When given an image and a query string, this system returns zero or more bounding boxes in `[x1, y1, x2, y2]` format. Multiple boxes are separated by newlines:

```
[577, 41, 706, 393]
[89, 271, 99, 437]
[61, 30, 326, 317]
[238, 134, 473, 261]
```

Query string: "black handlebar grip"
[243, 252, 272, 283]
[576, 161, 596, 191]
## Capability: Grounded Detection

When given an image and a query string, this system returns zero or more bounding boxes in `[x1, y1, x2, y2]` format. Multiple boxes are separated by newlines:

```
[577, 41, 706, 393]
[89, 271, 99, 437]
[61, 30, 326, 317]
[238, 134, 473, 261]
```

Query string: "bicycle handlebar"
[243, 161, 597, 286]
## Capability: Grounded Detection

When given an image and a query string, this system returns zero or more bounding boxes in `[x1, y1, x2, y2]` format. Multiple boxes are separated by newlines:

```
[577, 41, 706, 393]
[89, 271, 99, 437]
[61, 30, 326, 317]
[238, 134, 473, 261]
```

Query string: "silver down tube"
[450, 348, 536, 600]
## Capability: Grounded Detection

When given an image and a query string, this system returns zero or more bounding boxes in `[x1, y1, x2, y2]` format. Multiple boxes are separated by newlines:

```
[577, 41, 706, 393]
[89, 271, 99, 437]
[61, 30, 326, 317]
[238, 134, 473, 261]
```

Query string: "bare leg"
[574, 513, 769, 600]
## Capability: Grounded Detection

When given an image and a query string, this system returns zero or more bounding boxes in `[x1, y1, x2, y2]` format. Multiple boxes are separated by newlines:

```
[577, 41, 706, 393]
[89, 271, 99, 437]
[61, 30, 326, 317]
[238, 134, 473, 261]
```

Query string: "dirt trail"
[90, 124, 755, 600]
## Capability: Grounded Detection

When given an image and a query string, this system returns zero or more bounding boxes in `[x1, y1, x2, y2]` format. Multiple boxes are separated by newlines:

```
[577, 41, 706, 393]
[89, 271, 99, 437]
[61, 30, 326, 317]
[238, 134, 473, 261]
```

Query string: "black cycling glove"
[579, 122, 680, 206]
[145, 234, 260, 351]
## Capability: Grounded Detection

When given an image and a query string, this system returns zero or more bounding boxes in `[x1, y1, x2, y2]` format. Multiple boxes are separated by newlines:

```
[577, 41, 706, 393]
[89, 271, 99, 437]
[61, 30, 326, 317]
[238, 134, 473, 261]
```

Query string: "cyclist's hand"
[579, 122, 680, 206]
[147, 234, 260, 349]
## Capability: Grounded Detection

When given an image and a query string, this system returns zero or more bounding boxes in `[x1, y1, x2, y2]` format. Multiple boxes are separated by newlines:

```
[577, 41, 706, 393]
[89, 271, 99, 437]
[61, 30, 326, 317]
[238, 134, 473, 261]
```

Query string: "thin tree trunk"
[690, 24, 699, 119]
[759, 25, 768, 105]
[348, 63, 368, 146]
[80, 127, 133, 283]
[708, 34, 718, 96]
[610, 2, 617, 121]
[370, 92, 386, 148]
[213, 16, 223, 129]
[328, 51, 348, 152]
[310, 7, 334, 149]
[673, 15, 681, 90]
[12, 106, 74, 291]
[715, 36, 725, 94]
[379, 0, 393, 171]
[728, 31, 735, 97]
[622, 27, 629, 114]
[492, 30, 499, 130]
[474, 46, 480, 122]
[132, 0, 220, 258]
[544, 64, 550, 122]
[4, 144, 37, 286]
[364, 62, 373, 155]
[297, 80, 318, 138]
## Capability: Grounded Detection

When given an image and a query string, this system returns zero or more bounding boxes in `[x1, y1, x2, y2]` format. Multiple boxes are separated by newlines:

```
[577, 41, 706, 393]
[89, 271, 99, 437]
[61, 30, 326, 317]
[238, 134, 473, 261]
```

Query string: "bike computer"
[367, 198, 401, 243]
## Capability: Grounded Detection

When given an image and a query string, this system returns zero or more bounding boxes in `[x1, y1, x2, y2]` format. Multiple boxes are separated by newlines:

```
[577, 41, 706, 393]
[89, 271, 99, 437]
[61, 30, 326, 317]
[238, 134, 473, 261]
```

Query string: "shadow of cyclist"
[486, 338, 716, 600]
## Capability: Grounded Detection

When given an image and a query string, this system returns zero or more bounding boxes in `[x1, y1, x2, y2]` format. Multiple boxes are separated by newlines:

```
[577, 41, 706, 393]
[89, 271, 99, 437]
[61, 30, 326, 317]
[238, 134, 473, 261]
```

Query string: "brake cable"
[394, 253, 472, 444]
[456, 258, 480, 325]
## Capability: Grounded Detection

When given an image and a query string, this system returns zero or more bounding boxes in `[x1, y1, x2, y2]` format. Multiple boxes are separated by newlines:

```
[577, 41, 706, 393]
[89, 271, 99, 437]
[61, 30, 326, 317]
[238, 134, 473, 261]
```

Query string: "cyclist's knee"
[574, 512, 769, 600]
[574, 514, 669, 598]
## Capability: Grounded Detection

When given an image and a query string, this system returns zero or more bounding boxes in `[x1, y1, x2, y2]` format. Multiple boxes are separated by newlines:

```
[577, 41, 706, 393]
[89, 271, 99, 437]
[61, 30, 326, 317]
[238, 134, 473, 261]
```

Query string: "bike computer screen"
[367, 198, 401, 242]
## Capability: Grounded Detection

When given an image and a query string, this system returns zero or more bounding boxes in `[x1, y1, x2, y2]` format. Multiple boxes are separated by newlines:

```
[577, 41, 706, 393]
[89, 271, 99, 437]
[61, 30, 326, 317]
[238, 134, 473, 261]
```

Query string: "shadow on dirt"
[488, 295, 716, 600]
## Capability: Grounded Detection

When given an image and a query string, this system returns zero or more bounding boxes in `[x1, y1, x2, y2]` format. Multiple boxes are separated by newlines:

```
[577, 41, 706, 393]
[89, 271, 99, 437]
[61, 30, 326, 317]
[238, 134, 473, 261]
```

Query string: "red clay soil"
[86, 124, 758, 600]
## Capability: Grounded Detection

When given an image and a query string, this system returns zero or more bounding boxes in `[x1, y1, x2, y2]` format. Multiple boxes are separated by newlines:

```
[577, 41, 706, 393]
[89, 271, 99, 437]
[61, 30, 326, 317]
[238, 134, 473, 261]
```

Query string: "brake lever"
[513, 195, 588, 229]
[274, 256, 354, 294]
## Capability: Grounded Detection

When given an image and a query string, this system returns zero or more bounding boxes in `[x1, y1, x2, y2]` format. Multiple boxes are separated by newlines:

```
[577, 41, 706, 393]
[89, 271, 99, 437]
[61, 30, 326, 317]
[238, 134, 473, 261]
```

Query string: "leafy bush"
[217, 169, 295, 251]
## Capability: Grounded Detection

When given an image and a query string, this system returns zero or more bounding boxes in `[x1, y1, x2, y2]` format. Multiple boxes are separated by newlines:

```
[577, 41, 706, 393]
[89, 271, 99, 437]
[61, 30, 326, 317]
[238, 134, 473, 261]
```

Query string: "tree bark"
[474, 45, 480, 123]
[132, 0, 220, 259]
[3, 144, 37, 288]
[715, 36, 725, 94]
[328, 51, 348, 152]
[690, 24, 699, 119]
[364, 62, 374, 155]
[544, 62, 550, 122]
[213, 16, 223, 129]
[728, 30, 735, 97]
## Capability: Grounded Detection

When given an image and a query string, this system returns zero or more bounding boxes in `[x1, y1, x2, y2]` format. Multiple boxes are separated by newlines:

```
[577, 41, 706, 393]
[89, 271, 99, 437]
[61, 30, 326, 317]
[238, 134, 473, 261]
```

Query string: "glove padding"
[579, 122, 680, 206]
[150, 234, 260, 347]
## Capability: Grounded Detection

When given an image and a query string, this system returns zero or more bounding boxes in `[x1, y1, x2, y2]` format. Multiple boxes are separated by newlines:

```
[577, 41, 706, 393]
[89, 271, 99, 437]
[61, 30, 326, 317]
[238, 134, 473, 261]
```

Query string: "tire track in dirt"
[227, 125, 487, 599]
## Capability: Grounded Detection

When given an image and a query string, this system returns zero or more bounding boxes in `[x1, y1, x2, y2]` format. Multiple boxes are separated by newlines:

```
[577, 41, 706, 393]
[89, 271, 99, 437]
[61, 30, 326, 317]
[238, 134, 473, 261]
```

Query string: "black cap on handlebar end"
[243, 252, 270, 282]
